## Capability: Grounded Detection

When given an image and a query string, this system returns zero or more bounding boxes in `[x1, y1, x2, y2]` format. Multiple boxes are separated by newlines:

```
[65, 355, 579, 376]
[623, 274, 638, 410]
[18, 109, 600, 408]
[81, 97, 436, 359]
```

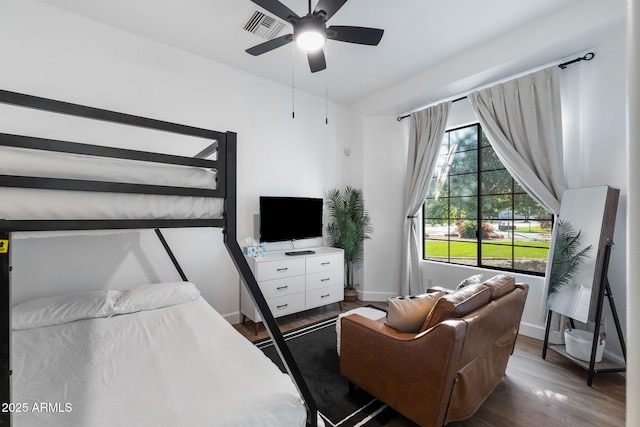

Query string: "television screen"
[259, 196, 324, 243]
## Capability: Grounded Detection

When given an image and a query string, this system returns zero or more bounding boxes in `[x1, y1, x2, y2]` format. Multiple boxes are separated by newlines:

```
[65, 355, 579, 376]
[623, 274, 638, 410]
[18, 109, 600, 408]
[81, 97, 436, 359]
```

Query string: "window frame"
[422, 123, 552, 276]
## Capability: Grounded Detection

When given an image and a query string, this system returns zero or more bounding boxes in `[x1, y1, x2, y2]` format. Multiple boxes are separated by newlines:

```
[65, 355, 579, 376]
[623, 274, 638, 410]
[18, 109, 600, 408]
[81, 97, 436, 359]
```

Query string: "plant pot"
[344, 288, 358, 302]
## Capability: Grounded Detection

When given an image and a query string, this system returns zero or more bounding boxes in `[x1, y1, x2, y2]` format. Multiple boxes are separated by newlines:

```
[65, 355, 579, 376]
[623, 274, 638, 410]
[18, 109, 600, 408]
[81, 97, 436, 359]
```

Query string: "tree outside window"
[423, 123, 553, 275]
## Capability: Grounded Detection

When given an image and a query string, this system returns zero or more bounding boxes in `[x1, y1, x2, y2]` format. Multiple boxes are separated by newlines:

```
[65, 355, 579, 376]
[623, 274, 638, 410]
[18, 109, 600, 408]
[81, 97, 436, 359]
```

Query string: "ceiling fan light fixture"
[245, 0, 385, 73]
[295, 30, 325, 51]
[293, 15, 326, 52]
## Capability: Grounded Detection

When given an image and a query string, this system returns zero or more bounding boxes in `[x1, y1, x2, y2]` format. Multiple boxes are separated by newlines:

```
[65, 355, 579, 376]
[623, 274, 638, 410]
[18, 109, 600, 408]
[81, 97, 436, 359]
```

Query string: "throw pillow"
[385, 291, 446, 333]
[456, 274, 483, 290]
[419, 283, 491, 332]
[482, 274, 516, 300]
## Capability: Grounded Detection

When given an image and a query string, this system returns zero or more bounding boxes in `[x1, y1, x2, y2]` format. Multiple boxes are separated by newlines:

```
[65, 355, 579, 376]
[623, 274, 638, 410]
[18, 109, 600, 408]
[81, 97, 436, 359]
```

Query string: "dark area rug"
[256, 317, 395, 427]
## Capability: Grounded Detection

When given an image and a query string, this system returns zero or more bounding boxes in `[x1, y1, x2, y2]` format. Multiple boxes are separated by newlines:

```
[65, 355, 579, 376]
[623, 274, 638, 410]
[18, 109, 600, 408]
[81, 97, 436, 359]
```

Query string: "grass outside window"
[425, 240, 550, 258]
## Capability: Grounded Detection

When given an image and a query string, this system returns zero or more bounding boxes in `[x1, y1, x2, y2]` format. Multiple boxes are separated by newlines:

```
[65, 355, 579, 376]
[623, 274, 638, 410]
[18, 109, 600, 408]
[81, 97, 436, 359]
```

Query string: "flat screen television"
[259, 196, 324, 243]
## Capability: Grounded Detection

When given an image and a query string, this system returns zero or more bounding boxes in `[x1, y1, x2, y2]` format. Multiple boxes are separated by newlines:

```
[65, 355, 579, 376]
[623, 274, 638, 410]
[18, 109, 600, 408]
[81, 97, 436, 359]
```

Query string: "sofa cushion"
[385, 291, 446, 333]
[420, 283, 491, 332]
[482, 274, 516, 300]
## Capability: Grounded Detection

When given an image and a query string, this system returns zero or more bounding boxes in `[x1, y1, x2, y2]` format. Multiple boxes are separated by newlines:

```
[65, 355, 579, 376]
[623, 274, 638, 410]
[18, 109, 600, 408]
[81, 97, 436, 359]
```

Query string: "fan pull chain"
[325, 46, 328, 124]
[325, 88, 328, 125]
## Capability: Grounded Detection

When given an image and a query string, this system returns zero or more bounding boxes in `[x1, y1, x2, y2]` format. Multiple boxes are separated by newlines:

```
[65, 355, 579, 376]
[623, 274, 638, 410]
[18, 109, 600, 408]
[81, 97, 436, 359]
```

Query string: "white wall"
[561, 27, 628, 358]
[0, 0, 348, 323]
[351, 20, 628, 361]
[359, 116, 408, 301]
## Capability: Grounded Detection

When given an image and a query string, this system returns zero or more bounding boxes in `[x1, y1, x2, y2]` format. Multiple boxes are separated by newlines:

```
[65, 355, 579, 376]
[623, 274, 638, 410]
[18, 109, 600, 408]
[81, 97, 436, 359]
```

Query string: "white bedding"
[12, 297, 307, 426]
[0, 145, 223, 222]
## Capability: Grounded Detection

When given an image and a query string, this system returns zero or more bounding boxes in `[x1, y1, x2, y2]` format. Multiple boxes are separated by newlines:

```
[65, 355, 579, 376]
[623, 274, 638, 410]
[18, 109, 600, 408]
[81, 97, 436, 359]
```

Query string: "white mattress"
[0, 146, 223, 221]
[12, 298, 307, 426]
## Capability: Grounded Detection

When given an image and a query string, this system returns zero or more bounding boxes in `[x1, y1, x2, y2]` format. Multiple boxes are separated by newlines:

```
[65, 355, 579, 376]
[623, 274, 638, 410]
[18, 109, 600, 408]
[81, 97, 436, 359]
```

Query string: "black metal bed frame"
[0, 90, 317, 427]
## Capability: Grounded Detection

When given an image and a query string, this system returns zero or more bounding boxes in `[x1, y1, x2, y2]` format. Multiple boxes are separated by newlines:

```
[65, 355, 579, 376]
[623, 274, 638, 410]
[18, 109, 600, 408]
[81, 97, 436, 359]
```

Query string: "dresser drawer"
[256, 258, 305, 281]
[267, 292, 306, 318]
[306, 285, 343, 309]
[306, 269, 343, 291]
[306, 253, 343, 274]
[259, 276, 305, 299]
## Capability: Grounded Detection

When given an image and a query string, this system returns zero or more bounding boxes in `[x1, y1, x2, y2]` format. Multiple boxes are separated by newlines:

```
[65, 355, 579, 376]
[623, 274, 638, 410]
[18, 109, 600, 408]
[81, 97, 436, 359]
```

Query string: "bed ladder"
[221, 136, 318, 427]
[152, 137, 319, 427]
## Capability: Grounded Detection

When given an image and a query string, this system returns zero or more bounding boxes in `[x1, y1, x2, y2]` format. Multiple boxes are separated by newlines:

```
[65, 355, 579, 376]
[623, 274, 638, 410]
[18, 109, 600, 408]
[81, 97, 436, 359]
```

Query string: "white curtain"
[468, 66, 566, 325]
[468, 66, 565, 214]
[401, 102, 451, 295]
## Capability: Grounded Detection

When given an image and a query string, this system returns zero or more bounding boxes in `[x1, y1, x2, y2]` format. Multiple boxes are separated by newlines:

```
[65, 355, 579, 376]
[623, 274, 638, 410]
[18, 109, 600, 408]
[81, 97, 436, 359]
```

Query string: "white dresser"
[240, 247, 344, 334]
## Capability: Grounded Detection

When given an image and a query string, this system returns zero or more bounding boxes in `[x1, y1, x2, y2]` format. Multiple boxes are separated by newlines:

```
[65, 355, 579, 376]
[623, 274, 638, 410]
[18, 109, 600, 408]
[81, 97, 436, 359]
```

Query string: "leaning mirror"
[545, 186, 619, 323]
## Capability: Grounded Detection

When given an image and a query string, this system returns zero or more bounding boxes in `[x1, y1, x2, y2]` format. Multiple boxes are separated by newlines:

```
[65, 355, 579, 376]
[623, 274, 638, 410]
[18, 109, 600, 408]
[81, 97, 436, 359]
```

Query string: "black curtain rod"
[396, 52, 595, 122]
[395, 95, 466, 122]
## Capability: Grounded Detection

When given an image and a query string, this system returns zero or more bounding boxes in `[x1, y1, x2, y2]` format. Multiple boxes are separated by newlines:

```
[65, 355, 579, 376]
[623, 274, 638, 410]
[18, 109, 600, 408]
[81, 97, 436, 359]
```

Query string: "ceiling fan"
[246, 0, 384, 73]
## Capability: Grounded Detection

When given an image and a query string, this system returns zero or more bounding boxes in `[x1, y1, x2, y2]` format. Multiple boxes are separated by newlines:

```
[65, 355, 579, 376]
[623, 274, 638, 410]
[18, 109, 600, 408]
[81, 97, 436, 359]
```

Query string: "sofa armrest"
[341, 313, 416, 340]
[339, 314, 466, 427]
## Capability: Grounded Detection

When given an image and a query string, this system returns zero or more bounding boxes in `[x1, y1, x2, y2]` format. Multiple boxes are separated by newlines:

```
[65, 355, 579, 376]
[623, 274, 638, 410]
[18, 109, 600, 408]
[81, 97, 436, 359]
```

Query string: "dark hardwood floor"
[233, 301, 626, 427]
[233, 299, 384, 341]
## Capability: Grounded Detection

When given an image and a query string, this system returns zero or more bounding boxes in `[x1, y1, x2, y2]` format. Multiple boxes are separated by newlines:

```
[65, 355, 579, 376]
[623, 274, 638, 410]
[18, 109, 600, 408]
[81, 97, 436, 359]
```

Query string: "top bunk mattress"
[0, 145, 223, 222]
[12, 294, 306, 426]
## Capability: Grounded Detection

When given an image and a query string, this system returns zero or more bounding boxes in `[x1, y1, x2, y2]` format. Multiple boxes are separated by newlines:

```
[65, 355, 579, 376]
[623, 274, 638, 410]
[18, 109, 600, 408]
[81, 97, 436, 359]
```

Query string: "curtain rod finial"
[558, 52, 595, 69]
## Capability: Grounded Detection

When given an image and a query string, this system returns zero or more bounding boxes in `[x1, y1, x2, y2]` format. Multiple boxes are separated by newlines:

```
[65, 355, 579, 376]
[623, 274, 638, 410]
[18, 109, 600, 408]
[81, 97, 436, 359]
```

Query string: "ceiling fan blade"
[250, 0, 299, 22]
[246, 34, 293, 56]
[314, 0, 348, 20]
[307, 50, 327, 73]
[327, 26, 384, 45]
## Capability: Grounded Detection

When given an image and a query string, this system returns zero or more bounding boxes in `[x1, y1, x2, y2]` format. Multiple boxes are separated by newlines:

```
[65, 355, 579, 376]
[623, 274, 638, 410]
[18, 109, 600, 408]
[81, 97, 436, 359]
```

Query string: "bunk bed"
[0, 90, 318, 426]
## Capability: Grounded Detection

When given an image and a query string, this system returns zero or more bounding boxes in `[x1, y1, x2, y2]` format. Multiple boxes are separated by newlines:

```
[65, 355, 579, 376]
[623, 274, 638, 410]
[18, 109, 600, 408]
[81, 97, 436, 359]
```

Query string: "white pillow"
[12, 290, 120, 331]
[385, 291, 446, 333]
[114, 281, 200, 315]
[456, 274, 483, 290]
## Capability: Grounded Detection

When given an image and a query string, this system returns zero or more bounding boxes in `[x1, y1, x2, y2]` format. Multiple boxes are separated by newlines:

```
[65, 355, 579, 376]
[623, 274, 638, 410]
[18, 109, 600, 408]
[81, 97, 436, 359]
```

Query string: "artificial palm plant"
[548, 219, 593, 296]
[326, 186, 373, 293]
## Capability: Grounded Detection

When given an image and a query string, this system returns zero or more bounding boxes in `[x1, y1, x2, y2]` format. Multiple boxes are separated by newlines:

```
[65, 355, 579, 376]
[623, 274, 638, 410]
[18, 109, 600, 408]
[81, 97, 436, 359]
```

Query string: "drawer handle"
[321, 278, 331, 282]
[277, 268, 288, 272]
[276, 285, 288, 290]
[277, 304, 288, 309]
[321, 294, 331, 298]
[321, 262, 331, 265]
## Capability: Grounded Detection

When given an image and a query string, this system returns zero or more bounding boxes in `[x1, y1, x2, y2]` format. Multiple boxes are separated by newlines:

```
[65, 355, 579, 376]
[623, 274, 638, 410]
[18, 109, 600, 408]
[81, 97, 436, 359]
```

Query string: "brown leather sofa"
[339, 277, 529, 427]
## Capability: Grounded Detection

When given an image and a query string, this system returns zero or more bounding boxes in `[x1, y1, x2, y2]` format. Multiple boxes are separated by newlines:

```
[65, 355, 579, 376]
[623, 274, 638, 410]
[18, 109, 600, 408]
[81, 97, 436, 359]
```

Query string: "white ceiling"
[35, 0, 625, 106]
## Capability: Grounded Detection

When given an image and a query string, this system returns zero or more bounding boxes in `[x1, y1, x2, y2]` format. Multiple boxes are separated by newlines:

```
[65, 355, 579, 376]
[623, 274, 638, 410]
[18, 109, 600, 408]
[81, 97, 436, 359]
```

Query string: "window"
[423, 123, 552, 275]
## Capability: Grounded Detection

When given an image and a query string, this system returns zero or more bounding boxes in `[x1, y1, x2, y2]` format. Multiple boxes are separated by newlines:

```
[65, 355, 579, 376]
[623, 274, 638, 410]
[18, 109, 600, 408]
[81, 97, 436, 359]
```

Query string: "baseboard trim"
[358, 290, 396, 302]
[603, 349, 626, 366]
[518, 321, 564, 343]
[223, 311, 241, 325]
